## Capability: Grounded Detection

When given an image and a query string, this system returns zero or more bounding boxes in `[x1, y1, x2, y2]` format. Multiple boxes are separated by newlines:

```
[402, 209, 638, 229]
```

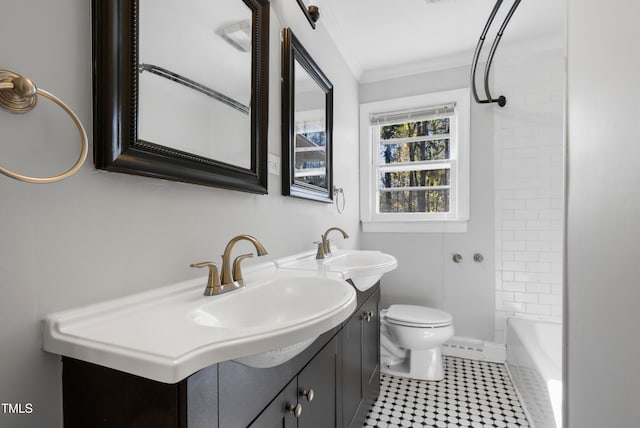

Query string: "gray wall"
[359, 66, 496, 342]
[566, 0, 640, 426]
[0, 1, 359, 427]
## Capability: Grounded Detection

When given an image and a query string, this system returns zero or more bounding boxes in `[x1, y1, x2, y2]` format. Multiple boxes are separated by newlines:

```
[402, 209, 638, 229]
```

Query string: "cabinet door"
[340, 312, 362, 428]
[248, 378, 298, 428]
[341, 288, 381, 428]
[361, 295, 380, 400]
[298, 337, 337, 428]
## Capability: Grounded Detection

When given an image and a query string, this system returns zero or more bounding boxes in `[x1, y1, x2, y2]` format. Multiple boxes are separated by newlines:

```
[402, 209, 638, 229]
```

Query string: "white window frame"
[359, 88, 470, 233]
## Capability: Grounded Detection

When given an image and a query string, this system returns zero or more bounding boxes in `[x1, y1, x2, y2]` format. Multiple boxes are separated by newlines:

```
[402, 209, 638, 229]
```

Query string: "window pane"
[379, 139, 449, 164]
[379, 169, 450, 189]
[380, 118, 449, 139]
[379, 189, 450, 213]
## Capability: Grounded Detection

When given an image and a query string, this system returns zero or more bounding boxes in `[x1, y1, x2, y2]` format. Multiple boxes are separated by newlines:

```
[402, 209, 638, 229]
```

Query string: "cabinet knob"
[287, 403, 302, 418]
[302, 388, 315, 402]
[452, 253, 463, 263]
[362, 310, 374, 322]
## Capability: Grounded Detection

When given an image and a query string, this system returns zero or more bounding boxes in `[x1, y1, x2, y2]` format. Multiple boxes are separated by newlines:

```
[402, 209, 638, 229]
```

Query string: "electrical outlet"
[268, 153, 280, 176]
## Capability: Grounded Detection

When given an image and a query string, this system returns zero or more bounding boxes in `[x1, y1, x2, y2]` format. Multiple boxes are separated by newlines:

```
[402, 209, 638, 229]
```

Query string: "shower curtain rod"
[470, 0, 522, 107]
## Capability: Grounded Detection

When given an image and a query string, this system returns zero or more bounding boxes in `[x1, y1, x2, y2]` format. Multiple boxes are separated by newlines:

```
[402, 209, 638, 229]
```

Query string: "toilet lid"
[385, 305, 452, 327]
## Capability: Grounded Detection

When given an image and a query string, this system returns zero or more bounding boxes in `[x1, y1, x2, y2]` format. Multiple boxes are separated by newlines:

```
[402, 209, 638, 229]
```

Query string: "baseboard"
[441, 336, 506, 363]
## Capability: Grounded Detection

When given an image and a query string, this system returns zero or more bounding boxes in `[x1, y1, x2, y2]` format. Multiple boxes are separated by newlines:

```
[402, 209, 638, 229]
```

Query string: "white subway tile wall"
[493, 51, 565, 342]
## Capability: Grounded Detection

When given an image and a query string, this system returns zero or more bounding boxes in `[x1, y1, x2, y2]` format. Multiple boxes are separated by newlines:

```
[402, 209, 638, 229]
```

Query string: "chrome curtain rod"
[470, 0, 522, 107]
[139, 63, 250, 115]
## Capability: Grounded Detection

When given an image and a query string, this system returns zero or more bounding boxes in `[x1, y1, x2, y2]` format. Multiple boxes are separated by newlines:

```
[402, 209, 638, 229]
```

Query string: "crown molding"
[358, 33, 565, 84]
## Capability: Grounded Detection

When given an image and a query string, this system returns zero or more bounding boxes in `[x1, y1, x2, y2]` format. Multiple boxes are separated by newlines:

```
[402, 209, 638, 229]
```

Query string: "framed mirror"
[91, 0, 269, 193]
[281, 28, 333, 203]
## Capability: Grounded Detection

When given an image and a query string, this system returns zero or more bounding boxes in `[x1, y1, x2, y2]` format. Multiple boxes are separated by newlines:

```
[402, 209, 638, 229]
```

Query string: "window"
[359, 89, 470, 232]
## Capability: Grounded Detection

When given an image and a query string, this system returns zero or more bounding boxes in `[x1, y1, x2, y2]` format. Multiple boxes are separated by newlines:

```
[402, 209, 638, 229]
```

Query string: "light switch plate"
[268, 153, 280, 176]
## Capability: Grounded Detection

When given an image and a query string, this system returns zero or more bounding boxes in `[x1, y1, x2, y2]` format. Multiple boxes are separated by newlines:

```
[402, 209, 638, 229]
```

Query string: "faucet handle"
[190, 262, 221, 296]
[232, 253, 254, 282]
[314, 240, 326, 260]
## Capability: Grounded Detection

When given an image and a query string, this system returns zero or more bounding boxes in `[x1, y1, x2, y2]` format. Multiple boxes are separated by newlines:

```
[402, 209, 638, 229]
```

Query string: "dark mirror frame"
[91, 0, 269, 193]
[281, 28, 334, 203]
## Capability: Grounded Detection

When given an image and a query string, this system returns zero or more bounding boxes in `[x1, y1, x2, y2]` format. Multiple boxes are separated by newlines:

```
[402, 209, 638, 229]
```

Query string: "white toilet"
[380, 304, 454, 381]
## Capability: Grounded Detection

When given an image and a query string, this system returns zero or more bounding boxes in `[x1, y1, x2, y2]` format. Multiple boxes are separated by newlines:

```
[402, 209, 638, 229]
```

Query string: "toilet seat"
[383, 304, 452, 328]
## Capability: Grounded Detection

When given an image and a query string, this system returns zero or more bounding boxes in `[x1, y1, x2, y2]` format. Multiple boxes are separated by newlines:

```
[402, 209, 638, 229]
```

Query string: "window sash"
[373, 117, 458, 217]
[378, 141, 451, 172]
[376, 179, 453, 212]
[373, 115, 457, 216]
[379, 185, 450, 192]
[379, 135, 451, 146]
[376, 188, 452, 215]
[378, 160, 452, 173]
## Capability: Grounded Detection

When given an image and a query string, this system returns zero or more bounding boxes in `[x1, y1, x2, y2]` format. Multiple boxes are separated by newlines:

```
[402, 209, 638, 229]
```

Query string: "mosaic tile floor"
[365, 356, 530, 428]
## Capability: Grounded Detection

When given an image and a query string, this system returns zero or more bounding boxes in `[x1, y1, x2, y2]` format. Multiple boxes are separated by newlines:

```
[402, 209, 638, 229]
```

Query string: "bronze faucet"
[191, 235, 268, 296]
[220, 235, 268, 285]
[318, 227, 349, 259]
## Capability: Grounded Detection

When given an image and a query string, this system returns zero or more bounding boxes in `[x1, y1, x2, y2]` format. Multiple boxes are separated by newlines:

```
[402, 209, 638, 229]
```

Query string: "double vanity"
[43, 238, 397, 427]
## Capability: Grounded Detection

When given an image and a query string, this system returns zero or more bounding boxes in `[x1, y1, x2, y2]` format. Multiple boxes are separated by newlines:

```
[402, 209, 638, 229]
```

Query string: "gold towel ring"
[0, 68, 88, 184]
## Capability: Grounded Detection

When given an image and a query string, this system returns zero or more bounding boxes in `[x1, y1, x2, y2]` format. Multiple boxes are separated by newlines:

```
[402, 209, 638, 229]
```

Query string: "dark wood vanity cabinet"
[61, 283, 380, 428]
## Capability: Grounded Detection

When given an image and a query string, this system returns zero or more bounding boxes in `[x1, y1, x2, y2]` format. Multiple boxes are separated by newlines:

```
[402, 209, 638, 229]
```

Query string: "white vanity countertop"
[42, 262, 356, 383]
[276, 248, 398, 291]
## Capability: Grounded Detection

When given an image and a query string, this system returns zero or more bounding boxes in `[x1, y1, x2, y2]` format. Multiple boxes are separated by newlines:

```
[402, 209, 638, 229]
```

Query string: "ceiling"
[318, 0, 566, 82]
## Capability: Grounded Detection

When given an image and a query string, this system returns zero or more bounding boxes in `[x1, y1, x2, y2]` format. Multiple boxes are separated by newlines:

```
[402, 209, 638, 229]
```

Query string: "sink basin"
[322, 249, 397, 272]
[42, 264, 356, 383]
[277, 249, 398, 291]
[190, 276, 351, 330]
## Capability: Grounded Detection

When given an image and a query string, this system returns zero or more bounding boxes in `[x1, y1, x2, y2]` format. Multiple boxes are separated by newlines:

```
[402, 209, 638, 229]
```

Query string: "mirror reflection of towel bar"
[139, 63, 249, 115]
[0, 68, 88, 184]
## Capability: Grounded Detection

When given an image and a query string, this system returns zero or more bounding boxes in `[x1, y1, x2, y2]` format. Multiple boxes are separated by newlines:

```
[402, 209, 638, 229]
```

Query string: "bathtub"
[506, 317, 562, 428]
